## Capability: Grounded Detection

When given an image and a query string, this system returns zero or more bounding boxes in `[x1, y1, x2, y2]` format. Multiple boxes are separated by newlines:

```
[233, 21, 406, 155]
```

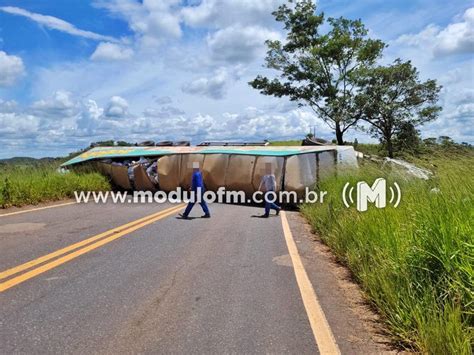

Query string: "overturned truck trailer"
[62, 146, 358, 196]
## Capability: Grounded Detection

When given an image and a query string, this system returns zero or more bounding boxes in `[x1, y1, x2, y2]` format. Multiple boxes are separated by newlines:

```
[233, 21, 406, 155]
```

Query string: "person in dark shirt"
[180, 162, 210, 219]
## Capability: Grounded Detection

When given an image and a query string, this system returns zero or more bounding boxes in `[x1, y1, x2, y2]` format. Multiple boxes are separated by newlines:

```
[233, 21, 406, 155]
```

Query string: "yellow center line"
[0, 201, 77, 218]
[0, 204, 184, 281]
[280, 211, 340, 355]
[0, 204, 184, 292]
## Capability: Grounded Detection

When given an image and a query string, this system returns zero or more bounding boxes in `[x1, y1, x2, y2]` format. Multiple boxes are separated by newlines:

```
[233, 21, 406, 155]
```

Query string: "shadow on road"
[175, 216, 199, 220]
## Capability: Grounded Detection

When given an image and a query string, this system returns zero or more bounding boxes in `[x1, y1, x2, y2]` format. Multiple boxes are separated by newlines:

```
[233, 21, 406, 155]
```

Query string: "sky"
[0, 0, 472, 158]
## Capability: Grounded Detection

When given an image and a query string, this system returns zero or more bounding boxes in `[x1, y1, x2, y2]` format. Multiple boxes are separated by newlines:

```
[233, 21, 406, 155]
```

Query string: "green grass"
[0, 163, 111, 208]
[269, 140, 302, 146]
[353, 143, 385, 156]
[301, 148, 473, 353]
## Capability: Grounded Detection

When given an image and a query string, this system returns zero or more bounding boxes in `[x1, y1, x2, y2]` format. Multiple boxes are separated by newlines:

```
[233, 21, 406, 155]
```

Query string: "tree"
[438, 136, 454, 146]
[423, 137, 437, 145]
[90, 140, 114, 148]
[394, 122, 421, 153]
[249, 0, 385, 145]
[356, 59, 441, 157]
[353, 138, 359, 149]
[116, 140, 134, 146]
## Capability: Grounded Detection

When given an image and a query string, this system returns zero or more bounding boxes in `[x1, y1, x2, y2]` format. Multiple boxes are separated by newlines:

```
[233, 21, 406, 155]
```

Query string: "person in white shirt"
[258, 162, 281, 217]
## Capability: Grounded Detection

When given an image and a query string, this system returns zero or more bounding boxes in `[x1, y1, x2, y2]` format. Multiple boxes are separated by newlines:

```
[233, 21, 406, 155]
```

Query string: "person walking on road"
[180, 162, 211, 219]
[258, 162, 281, 218]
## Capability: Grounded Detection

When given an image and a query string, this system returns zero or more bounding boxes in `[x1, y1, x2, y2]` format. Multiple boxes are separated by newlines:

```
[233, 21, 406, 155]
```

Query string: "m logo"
[342, 178, 401, 212]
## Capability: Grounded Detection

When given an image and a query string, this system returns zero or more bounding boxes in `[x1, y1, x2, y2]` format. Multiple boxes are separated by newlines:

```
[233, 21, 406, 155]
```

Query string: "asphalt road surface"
[0, 201, 391, 354]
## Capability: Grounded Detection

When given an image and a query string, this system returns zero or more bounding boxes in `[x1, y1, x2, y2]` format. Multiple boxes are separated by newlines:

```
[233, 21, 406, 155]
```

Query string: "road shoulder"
[0, 199, 76, 216]
[286, 211, 402, 354]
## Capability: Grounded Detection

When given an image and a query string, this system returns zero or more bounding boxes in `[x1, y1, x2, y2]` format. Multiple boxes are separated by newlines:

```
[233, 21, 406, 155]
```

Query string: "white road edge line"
[280, 210, 341, 355]
[0, 201, 77, 217]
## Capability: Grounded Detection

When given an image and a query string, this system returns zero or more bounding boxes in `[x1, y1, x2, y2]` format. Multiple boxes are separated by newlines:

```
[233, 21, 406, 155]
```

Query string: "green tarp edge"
[61, 147, 335, 167]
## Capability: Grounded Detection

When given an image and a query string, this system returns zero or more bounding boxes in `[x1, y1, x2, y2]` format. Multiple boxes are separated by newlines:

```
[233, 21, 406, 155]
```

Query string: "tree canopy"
[355, 59, 442, 157]
[249, 0, 385, 145]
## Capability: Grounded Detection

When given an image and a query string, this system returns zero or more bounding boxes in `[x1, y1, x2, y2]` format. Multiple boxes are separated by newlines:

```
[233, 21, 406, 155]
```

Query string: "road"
[0, 201, 391, 354]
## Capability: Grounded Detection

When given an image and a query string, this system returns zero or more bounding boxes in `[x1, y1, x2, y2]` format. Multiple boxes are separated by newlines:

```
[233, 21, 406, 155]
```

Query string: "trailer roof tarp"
[61, 145, 344, 167]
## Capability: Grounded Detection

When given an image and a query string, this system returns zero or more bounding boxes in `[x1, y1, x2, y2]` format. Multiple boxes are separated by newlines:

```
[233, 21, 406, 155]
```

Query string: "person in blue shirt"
[180, 162, 211, 219]
[258, 162, 281, 217]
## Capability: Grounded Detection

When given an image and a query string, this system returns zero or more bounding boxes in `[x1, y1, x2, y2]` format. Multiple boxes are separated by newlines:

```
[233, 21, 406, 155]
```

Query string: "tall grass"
[0, 163, 111, 208]
[354, 143, 385, 156]
[302, 151, 473, 353]
[269, 140, 302, 146]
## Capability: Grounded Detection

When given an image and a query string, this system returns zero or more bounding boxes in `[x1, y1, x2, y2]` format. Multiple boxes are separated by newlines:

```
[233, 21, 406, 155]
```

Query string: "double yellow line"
[0, 204, 184, 292]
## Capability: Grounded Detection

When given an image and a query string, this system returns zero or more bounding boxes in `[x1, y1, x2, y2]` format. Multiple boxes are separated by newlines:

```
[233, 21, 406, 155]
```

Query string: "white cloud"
[3, 1, 473, 158]
[93, 0, 182, 49]
[212, 107, 325, 140]
[452, 89, 474, 105]
[77, 99, 104, 134]
[0, 86, 330, 158]
[396, 7, 474, 56]
[181, 68, 231, 99]
[0, 99, 17, 113]
[207, 25, 281, 64]
[0, 51, 25, 86]
[422, 62, 474, 142]
[425, 108, 474, 143]
[0, 6, 119, 43]
[154, 96, 173, 105]
[144, 105, 185, 118]
[181, 0, 285, 28]
[383, 8, 473, 145]
[105, 95, 129, 118]
[0, 112, 40, 137]
[94, 0, 285, 54]
[91, 42, 134, 61]
[30, 91, 79, 118]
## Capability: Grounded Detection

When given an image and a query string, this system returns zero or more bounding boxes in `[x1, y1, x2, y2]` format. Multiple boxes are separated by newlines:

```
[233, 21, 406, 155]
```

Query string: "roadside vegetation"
[302, 143, 473, 353]
[0, 162, 110, 208]
[269, 140, 302, 146]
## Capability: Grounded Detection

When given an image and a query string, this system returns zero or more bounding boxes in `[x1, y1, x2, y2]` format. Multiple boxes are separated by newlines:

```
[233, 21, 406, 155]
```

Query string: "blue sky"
[0, 0, 472, 158]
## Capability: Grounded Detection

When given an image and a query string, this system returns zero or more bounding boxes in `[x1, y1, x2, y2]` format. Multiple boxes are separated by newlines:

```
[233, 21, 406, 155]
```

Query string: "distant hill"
[0, 157, 60, 165]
